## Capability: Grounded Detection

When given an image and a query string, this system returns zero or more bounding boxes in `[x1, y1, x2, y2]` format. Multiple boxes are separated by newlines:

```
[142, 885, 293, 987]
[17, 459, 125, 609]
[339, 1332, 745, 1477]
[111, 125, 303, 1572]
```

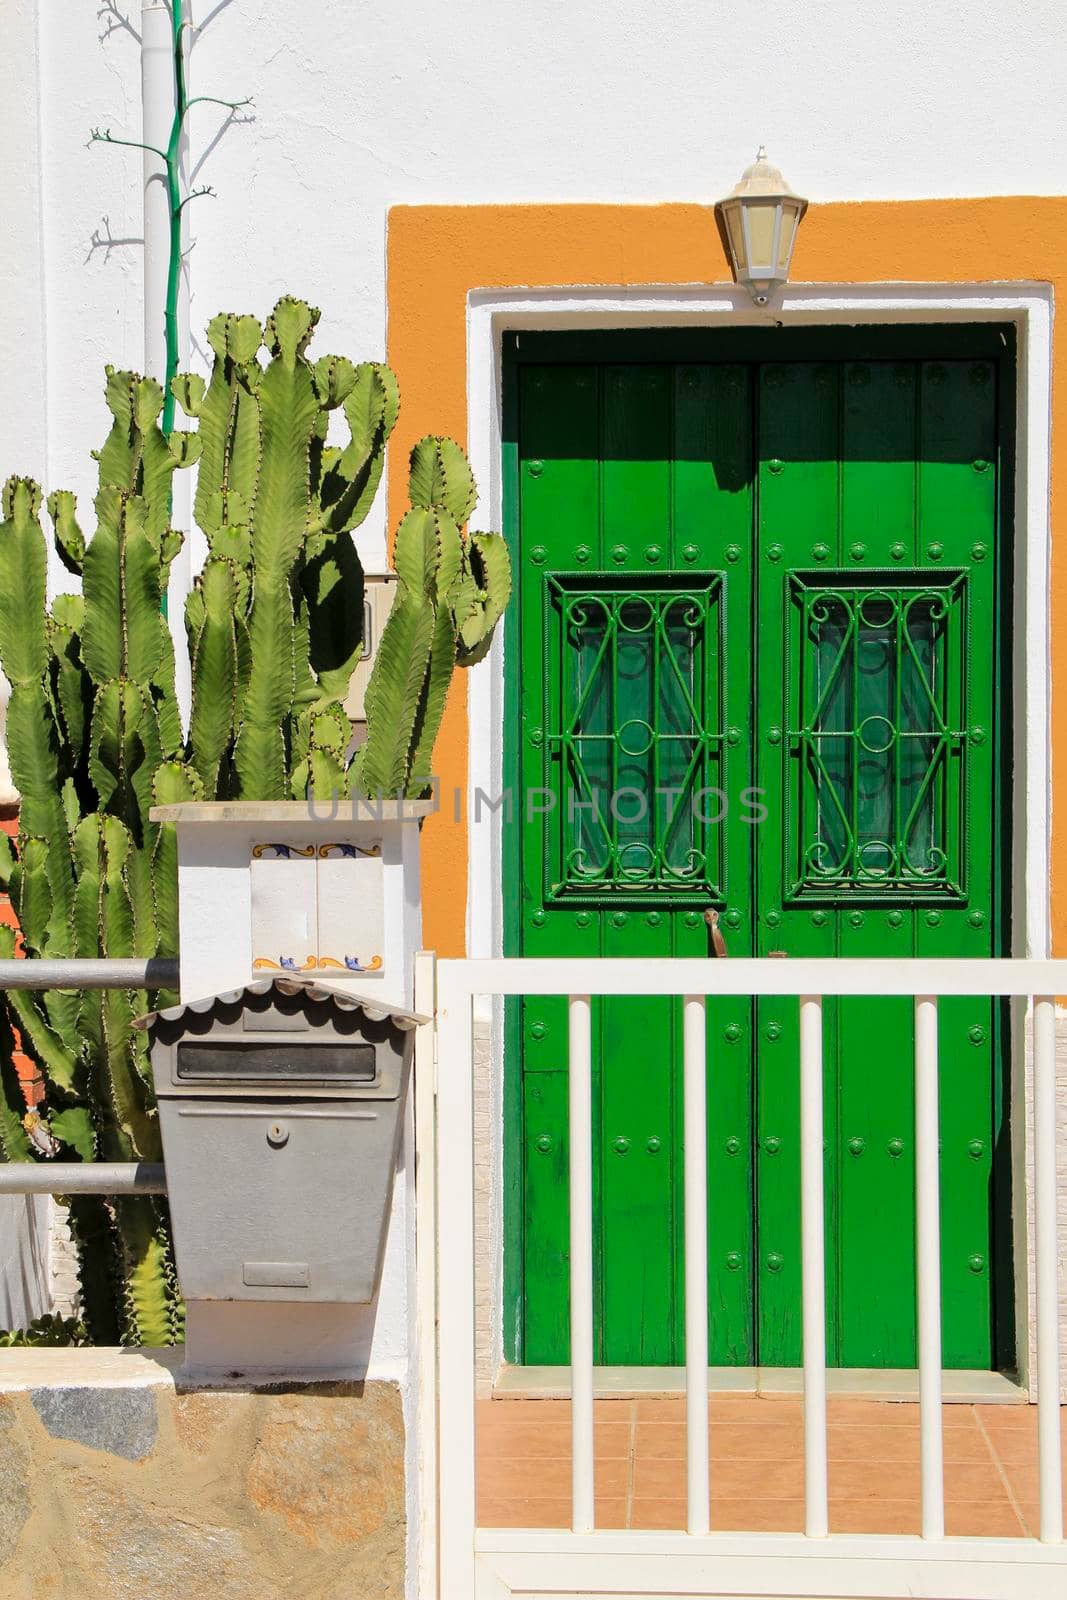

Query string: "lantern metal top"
[725, 147, 806, 206]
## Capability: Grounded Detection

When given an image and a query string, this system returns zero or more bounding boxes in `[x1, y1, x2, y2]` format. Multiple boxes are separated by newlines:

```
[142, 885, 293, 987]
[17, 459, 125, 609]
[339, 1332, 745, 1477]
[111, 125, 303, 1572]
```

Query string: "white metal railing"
[430, 958, 1067, 1600]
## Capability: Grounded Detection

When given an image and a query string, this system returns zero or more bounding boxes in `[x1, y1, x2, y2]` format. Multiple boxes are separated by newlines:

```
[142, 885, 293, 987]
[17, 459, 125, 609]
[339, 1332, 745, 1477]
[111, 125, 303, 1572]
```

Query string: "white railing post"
[1033, 995, 1064, 1544]
[914, 993, 945, 1541]
[799, 993, 829, 1538]
[683, 995, 710, 1535]
[413, 951, 439, 1599]
[435, 971, 476, 1597]
[569, 994, 596, 1534]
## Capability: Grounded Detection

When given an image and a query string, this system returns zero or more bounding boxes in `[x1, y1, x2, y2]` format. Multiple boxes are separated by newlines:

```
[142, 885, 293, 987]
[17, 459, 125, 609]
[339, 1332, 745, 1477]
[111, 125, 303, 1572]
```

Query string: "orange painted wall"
[386, 199, 1067, 958]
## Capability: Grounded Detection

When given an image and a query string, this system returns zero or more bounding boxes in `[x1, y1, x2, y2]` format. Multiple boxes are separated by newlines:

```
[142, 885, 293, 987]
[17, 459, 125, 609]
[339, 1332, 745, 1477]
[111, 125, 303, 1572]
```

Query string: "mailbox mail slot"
[175, 1041, 377, 1085]
[136, 978, 424, 1305]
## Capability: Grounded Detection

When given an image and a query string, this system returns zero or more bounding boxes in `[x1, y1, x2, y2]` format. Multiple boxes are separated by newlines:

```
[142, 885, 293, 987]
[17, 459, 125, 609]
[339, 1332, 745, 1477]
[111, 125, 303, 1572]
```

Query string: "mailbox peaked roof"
[133, 976, 429, 1032]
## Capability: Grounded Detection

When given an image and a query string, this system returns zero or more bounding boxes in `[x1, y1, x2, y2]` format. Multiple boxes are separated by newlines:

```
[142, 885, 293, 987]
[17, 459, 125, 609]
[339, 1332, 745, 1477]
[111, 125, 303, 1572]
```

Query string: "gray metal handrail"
[0, 958, 179, 990]
[0, 1163, 166, 1194]
[0, 956, 177, 1193]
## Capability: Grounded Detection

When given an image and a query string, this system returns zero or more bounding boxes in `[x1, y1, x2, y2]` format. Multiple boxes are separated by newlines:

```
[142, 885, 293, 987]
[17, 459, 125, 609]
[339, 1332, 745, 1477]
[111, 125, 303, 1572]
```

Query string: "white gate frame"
[428, 956, 1066, 1600]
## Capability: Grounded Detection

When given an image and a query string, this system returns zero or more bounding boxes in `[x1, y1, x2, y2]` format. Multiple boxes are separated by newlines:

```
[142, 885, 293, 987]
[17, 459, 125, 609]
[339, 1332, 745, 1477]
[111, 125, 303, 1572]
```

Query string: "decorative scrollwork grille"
[544, 574, 725, 901]
[785, 570, 968, 902]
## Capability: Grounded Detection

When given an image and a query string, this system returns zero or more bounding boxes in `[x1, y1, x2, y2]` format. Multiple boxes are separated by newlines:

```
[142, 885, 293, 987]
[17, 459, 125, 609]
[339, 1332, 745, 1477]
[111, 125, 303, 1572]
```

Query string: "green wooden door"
[503, 327, 1014, 1371]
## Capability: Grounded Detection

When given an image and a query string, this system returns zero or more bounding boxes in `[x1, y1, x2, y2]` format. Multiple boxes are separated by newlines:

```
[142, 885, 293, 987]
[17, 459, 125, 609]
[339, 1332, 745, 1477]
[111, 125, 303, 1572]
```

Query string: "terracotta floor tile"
[477, 1495, 627, 1529]
[828, 1457, 1009, 1503]
[477, 1397, 631, 1425]
[824, 1399, 977, 1428]
[710, 1497, 806, 1533]
[827, 1421, 993, 1463]
[477, 1419, 632, 1459]
[636, 1453, 806, 1501]
[994, 1461, 1067, 1511]
[830, 1498, 922, 1535]
[477, 1455, 629, 1498]
[945, 1500, 1027, 1538]
[1014, 1501, 1067, 1538]
[630, 1496, 808, 1533]
[973, 1403, 1043, 1432]
[633, 1395, 802, 1424]
[634, 1420, 804, 1461]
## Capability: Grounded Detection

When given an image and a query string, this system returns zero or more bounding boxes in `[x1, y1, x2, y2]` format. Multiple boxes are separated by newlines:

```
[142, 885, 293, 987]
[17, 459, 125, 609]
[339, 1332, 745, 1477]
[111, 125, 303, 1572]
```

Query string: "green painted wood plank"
[756, 361, 841, 1366]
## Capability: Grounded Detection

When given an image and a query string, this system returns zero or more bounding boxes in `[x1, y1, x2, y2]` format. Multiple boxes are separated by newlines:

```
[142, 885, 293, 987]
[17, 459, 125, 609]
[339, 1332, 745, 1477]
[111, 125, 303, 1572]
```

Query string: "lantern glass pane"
[777, 201, 801, 272]
[723, 204, 746, 275]
[744, 201, 779, 271]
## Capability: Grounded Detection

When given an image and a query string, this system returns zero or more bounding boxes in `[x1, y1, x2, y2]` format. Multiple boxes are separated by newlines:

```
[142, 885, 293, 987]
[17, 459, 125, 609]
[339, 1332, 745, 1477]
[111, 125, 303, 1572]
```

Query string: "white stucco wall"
[3, 0, 1066, 575]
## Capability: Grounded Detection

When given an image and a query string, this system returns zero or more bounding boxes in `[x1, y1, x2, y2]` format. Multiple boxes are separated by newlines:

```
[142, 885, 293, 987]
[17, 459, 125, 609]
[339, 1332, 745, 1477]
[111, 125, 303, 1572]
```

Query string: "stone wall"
[0, 1350, 405, 1600]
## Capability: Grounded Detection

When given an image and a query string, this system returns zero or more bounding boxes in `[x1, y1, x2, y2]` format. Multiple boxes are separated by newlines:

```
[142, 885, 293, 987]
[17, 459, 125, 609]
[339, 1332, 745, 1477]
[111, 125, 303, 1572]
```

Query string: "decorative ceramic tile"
[250, 843, 317, 974]
[315, 841, 385, 977]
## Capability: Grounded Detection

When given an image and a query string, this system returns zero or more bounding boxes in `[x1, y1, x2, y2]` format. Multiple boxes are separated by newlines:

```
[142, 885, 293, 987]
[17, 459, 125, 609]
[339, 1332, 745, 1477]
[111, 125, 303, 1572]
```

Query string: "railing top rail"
[436, 957, 1067, 998]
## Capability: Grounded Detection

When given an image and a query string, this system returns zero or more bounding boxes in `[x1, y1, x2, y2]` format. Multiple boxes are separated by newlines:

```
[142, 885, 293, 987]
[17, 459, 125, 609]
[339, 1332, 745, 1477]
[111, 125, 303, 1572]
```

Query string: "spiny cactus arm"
[407, 602, 457, 797]
[151, 761, 203, 987]
[158, 527, 185, 594]
[0, 832, 13, 896]
[47, 490, 85, 576]
[65, 1197, 122, 1346]
[82, 816, 157, 1160]
[125, 842, 158, 961]
[185, 313, 263, 537]
[353, 586, 435, 797]
[251, 298, 321, 579]
[312, 363, 399, 537]
[299, 531, 365, 703]
[82, 489, 163, 687]
[353, 505, 462, 796]
[188, 558, 239, 792]
[151, 619, 184, 759]
[5, 682, 77, 934]
[88, 678, 144, 817]
[49, 597, 93, 767]
[94, 372, 180, 546]
[233, 580, 296, 799]
[454, 531, 513, 667]
[165, 431, 202, 472]
[47, 1104, 97, 1163]
[10, 837, 51, 957]
[408, 435, 478, 525]
[131, 377, 180, 545]
[0, 1012, 34, 1162]
[0, 925, 79, 1093]
[94, 367, 140, 491]
[294, 703, 350, 802]
[114, 1196, 177, 1346]
[290, 582, 317, 716]
[0, 478, 49, 689]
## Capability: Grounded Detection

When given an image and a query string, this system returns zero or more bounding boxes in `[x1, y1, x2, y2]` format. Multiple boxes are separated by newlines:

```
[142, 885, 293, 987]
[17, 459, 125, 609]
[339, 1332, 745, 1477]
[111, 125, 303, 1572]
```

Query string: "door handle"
[703, 908, 728, 958]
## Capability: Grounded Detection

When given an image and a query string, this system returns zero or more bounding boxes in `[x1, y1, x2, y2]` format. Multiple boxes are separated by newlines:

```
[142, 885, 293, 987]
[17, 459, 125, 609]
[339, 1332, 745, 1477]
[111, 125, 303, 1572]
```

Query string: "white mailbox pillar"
[149, 798, 432, 1378]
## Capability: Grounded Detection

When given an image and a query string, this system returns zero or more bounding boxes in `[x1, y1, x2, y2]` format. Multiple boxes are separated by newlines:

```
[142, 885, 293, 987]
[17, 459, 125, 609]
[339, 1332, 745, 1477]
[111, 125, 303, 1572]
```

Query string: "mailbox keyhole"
[267, 1121, 289, 1148]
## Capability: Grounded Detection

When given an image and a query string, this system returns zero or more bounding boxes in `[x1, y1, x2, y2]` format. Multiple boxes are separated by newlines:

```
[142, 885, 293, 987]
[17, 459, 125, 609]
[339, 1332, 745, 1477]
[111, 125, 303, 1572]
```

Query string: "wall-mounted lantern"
[717, 148, 808, 304]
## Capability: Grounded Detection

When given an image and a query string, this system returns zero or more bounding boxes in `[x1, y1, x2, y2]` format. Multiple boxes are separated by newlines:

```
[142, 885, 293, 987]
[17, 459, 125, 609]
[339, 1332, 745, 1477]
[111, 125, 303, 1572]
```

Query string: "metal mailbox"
[137, 978, 423, 1304]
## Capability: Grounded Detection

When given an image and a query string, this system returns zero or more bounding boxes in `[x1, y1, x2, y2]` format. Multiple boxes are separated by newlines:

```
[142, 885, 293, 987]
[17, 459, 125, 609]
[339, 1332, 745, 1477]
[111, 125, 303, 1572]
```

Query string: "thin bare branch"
[176, 185, 217, 215]
[88, 127, 168, 164]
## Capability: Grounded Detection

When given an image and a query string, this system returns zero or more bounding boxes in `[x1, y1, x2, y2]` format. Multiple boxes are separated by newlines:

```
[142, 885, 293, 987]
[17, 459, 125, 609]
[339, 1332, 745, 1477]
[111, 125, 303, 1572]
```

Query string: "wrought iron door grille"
[544, 573, 725, 902]
[784, 570, 969, 902]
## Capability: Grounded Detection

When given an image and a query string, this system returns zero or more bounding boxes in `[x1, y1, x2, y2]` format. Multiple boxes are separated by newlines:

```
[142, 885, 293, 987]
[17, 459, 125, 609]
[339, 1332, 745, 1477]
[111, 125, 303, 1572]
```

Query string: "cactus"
[356, 438, 512, 796]
[0, 296, 509, 1342]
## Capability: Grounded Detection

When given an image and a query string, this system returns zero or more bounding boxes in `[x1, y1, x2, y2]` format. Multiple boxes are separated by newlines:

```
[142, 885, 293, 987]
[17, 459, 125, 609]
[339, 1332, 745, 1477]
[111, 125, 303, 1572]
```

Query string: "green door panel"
[503, 329, 1013, 1372]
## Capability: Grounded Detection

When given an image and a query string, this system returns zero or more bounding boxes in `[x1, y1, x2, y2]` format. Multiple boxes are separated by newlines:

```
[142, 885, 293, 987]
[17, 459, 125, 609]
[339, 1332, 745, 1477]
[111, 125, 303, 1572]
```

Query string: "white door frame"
[461, 282, 1054, 1386]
